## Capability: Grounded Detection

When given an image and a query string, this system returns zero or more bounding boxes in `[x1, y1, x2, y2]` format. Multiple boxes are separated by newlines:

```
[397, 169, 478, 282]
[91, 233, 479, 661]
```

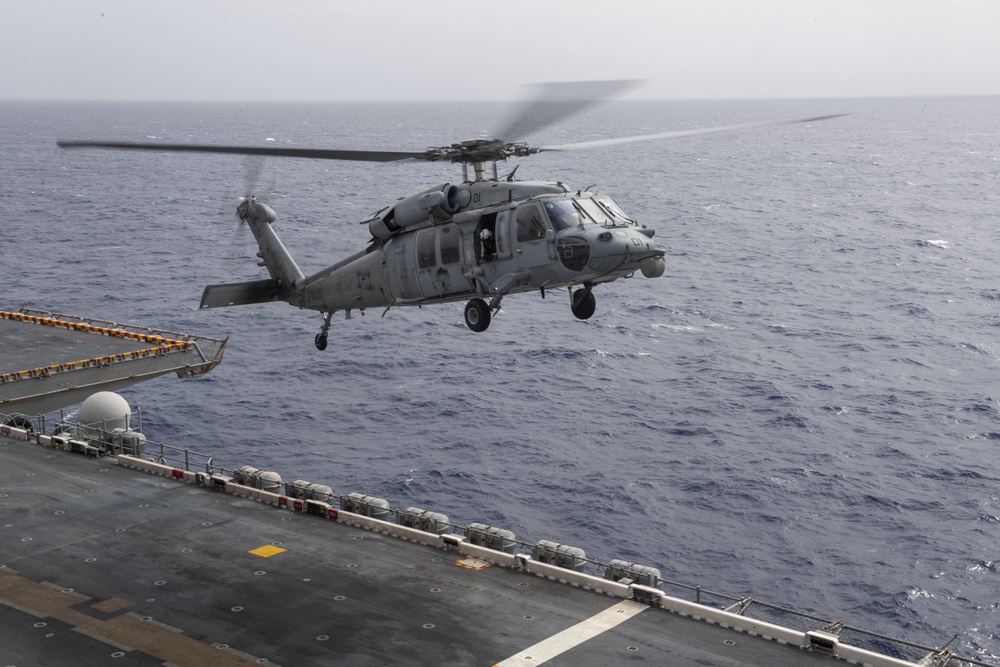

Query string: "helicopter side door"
[387, 237, 421, 302]
[415, 226, 469, 299]
[509, 202, 557, 279]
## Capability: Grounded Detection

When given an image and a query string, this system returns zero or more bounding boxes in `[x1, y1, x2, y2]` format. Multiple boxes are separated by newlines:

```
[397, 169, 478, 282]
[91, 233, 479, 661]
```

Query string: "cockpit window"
[597, 196, 634, 223]
[576, 198, 613, 225]
[516, 204, 547, 242]
[543, 200, 581, 232]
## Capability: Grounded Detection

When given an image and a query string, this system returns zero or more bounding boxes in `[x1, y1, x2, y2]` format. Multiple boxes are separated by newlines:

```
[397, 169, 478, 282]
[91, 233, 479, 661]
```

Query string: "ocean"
[2, 96, 998, 660]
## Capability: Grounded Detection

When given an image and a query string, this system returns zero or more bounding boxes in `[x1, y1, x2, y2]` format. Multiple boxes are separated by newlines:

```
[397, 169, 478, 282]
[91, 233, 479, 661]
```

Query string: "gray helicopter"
[58, 82, 846, 350]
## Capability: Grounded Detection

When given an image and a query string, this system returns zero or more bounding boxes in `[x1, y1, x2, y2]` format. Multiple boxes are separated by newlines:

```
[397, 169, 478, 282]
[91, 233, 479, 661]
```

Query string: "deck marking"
[0, 568, 262, 665]
[249, 545, 286, 558]
[454, 557, 491, 570]
[494, 599, 648, 666]
[91, 597, 134, 614]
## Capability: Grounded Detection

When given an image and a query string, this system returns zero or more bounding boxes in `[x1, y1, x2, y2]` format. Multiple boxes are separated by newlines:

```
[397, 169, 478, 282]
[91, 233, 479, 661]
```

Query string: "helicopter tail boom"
[199, 278, 286, 309]
[199, 200, 308, 311]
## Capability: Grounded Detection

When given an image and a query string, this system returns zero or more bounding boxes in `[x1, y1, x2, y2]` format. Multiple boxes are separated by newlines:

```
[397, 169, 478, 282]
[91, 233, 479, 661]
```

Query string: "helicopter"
[58, 82, 847, 350]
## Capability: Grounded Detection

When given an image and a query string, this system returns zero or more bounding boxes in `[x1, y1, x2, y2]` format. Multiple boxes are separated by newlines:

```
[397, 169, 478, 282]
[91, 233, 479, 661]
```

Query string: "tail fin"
[200, 200, 305, 310]
[200, 278, 284, 309]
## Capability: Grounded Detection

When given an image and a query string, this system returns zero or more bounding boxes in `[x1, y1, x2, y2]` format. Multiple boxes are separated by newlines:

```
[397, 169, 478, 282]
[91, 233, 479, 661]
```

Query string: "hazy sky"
[4, 0, 998, 101]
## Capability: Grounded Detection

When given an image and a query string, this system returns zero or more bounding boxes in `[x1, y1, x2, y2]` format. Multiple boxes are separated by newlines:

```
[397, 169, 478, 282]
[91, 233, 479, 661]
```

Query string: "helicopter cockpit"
[544, 195, 636, 231]
[469, 192, 659, 279]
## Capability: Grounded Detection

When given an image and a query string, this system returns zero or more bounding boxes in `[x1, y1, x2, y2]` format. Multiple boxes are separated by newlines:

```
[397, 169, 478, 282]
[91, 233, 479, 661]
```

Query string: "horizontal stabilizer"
[200, 279, 285, 309]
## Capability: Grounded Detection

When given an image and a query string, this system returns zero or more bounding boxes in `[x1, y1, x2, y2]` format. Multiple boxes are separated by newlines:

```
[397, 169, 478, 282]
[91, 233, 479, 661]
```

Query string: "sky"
[3, 0, 999, 101]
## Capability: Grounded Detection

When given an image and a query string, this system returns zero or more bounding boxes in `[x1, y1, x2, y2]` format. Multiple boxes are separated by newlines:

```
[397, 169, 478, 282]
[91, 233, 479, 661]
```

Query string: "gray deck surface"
[1, 312, 226, 414]
[0, 436, 852, 666]
[0, 317, 152, 374]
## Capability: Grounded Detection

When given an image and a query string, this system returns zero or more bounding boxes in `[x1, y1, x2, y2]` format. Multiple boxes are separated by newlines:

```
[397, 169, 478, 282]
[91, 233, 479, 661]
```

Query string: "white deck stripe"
[494, 599, 648, 666]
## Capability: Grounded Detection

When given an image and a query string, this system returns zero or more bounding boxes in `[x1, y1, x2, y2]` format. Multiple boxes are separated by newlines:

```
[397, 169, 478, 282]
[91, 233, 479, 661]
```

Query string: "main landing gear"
[464, 298, 491, 332]
[570, 286, 596, 320]
[464, 296, 503, 332]
[462, 288, 595, 332]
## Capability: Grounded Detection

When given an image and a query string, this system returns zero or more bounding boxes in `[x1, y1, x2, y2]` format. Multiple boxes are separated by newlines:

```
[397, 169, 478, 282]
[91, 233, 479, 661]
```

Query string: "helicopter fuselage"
[201, 178, 665, 348]
[289, 180, 664, 319]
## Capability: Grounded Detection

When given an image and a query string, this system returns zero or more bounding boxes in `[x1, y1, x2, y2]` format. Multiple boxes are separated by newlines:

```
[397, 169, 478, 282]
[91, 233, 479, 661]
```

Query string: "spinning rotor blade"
[243, 155, 266, 196]
[57, 98, 850, 168]
[57, 140, 429, 163]
[222, 155, 273, 230]
[538, 114, 852, 152]
[56, 80, 644, 166]
[496, 80, 641, 143]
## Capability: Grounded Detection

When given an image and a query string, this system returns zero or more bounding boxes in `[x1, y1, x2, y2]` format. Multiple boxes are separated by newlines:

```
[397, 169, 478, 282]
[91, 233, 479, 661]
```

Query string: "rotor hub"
[423, 139, 538, 165]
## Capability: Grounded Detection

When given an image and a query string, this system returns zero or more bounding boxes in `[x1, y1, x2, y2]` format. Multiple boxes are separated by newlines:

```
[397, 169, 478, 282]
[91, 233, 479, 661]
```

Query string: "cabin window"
[516, 204, 546, 242]
[417, 230, 437, 269]
[544, 200, 581, 231]
[440, 227, 460, 265]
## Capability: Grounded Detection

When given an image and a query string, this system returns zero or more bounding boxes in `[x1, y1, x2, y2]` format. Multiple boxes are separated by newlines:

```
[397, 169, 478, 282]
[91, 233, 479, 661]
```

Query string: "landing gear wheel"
[315, 311, 333, 351]
[464, 298, 492, 332]
[571, 288, 597, 320]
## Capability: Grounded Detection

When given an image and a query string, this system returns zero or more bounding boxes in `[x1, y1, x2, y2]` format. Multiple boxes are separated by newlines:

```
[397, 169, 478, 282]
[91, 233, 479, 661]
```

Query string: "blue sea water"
[2, 97, 999, 660]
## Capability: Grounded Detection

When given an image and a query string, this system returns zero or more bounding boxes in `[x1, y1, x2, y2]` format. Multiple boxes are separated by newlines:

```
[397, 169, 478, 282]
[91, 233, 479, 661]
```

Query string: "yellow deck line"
[0, 568, 261, 665]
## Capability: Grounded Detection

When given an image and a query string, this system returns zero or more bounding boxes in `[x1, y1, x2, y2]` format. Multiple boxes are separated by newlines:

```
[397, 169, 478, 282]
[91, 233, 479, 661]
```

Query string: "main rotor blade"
[56, 140, 429, 163]
[243, 155, 265, 196]
[496, 80, 642, 143]
[537, 113, 852, 152]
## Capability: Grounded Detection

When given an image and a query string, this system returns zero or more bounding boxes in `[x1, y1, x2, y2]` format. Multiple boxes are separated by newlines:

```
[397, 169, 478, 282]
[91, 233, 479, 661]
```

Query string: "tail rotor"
[236, 194, 257, 222]
[225, 156, 276, 232]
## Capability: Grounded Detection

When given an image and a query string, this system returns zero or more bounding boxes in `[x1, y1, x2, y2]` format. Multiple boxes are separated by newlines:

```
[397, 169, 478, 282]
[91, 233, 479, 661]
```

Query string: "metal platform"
[0, 307, 226, 415]
[1, 431, 948, 667]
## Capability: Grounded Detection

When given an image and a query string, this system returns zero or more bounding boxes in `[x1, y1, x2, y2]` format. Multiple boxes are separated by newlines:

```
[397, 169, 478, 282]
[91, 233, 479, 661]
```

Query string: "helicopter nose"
[587, 229, 662, 275]
[587, 230, 628, 273]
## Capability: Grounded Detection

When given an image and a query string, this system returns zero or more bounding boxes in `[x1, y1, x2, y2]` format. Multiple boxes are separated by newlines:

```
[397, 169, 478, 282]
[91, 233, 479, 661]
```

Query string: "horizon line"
[3, 93, 1000, 104]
